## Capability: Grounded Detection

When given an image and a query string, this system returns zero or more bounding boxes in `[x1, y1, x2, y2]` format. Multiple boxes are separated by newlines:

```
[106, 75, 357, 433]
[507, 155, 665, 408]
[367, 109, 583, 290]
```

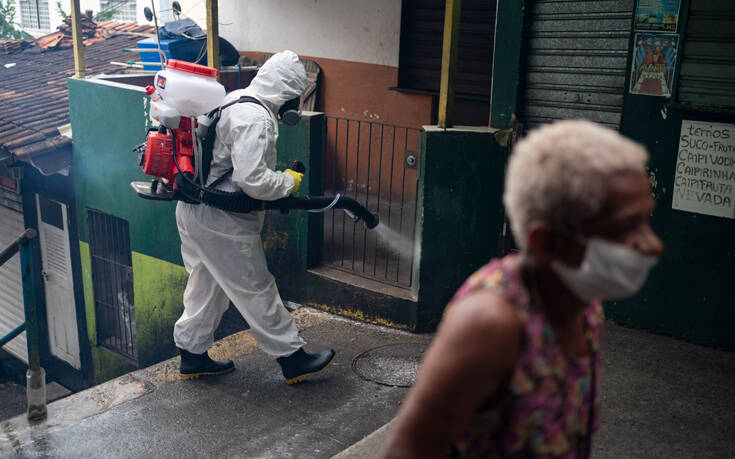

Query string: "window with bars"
[99, 0, 138, 22]
[19, 0, 50, 30]
[87, 209, 137, 363]
[397, 0, 496, 100]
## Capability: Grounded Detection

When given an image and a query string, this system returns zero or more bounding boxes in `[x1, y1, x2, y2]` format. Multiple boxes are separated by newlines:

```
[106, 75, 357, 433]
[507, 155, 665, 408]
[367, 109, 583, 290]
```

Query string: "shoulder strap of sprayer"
[200, 95, 268, 186]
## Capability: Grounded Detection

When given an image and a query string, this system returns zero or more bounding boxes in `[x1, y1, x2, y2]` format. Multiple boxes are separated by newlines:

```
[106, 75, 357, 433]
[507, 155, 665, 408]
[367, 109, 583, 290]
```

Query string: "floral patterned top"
[449, 255, 603, 458]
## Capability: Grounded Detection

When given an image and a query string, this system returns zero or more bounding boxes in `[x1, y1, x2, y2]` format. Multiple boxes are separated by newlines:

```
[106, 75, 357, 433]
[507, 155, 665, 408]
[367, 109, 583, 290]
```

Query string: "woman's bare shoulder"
[436, 290, 524, 372]
[443, 290, 522, 338]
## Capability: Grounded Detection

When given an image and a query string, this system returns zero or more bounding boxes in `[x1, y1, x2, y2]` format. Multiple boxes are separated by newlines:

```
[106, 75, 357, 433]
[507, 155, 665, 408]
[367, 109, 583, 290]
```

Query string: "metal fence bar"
[351, 122, 361, 271]
[395, 129, 409, 283]
[111, 217, 124, 354]
[341, 120, 350, 267]
[385, 126, 396, 281]
[323, 117, 420, 289]
[373, 123, 385, 276]
[409, 151, 421, 286]
[362, 123, 373, 272]
[330, 118, 338, 263]
[0, 322, 25, 348]
[0, 228, 36, 267]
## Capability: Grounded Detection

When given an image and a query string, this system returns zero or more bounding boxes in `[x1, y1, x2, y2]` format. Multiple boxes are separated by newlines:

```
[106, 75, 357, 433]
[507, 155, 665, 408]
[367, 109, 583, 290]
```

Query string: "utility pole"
[206, 0, 220, 76]
[70, 0, 86, 78]
[437, 0, 462, 129]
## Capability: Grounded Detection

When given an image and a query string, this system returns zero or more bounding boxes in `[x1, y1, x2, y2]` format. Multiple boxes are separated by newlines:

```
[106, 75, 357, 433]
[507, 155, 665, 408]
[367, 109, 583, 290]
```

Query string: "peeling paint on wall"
[80, 241, 189, 383]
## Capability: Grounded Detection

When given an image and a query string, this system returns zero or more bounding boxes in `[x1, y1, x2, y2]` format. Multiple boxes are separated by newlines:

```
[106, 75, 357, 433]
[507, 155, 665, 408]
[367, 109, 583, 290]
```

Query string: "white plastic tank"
[153, 59, 225, 117]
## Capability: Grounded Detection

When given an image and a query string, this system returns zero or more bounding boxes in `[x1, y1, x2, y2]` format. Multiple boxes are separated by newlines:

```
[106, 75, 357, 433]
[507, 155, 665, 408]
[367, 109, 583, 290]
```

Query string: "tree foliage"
[94, 8, 121, 22]
[55, 1, 67, 20]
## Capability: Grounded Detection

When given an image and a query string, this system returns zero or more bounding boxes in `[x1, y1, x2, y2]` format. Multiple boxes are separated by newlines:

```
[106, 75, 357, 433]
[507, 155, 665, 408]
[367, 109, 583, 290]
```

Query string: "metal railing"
[322, 117, 421, 289]
[0, 228, 36, 346]
[0, 228, 47, 421]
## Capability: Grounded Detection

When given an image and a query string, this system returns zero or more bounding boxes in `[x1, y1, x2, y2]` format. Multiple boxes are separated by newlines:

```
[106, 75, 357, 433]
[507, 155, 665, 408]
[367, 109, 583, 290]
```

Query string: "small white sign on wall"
[672, 120, 735, 219]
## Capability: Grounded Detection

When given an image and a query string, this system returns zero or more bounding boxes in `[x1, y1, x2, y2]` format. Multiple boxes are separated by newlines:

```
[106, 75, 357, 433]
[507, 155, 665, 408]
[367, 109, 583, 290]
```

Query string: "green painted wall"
[263, 112, 325, 276]
[415, 127, 509, 330]
[611, 0, 735, 349]
[78, 241, 189, 383]
[613, 104, 735, 349]
[490, 0, 527, 129]
[69, 78, 182, 266]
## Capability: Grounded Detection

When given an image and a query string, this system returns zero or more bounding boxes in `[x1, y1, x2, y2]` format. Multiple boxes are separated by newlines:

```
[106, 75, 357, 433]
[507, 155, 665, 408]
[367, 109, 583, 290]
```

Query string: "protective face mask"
[278, 97, 301, 126]
[550, 237, 659, 301]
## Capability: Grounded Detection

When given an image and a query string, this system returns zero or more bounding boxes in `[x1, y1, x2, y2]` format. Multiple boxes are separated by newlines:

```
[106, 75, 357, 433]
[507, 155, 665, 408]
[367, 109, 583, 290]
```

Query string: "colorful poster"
[673, 120, 735, 219]
[635, 0, 681, 32]
[629, 34, 679, 97]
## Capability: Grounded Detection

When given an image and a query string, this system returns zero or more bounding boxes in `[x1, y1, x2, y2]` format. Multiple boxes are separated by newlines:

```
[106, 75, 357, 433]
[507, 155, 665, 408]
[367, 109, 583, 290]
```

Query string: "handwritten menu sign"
[673, 120, 735, 219]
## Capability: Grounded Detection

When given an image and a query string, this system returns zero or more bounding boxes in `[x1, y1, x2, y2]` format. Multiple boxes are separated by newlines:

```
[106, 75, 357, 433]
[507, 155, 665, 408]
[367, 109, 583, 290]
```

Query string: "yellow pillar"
[437, 0, 462, 129]
[206, 0, 220, 74]
[70, 0, 86, 78]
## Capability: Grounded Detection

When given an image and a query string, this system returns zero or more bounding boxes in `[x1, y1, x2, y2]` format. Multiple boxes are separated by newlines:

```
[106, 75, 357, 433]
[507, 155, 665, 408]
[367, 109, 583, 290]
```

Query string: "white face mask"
[550, 237, 659, 302]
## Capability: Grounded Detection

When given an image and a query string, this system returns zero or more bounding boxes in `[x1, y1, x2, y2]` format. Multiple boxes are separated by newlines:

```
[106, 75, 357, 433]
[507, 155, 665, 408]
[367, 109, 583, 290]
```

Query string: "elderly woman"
[382, 121, 663, 458]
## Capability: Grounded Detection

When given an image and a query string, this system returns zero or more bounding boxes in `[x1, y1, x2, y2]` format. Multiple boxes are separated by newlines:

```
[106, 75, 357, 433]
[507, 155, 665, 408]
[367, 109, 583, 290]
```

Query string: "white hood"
[243, 50, 307, 115]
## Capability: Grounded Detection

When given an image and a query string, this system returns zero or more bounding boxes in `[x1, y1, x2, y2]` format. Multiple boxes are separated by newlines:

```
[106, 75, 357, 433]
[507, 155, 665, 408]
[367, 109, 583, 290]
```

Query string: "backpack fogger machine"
[130, 59, 379, 229]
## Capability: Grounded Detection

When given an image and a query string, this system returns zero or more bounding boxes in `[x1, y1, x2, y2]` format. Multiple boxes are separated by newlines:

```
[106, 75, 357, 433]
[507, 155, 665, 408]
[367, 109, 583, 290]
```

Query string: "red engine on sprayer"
[138, 59, 225, 188]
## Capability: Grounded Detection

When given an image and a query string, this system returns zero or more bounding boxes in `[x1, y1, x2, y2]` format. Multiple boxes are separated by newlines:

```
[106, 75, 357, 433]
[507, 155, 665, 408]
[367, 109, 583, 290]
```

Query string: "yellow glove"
[284, 169, 304, 194]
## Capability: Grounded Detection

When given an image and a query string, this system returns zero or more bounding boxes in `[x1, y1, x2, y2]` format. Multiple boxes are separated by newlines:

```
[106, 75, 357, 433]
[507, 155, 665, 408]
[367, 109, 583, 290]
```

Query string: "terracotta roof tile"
[0, 23, 153, 164]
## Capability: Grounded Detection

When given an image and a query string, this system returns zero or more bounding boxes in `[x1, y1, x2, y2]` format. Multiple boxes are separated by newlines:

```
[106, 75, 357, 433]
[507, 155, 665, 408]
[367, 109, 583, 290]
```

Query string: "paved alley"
[1, 309, 734, 458]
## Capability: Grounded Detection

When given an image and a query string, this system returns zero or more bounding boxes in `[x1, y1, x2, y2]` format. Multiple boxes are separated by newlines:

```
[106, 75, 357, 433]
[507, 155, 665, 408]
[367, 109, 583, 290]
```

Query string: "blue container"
[137, 37, 207, 71]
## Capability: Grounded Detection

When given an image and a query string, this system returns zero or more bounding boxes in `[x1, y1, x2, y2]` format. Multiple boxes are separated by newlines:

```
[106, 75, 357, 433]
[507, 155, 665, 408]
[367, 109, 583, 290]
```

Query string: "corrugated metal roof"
[0, 22, 154, 174]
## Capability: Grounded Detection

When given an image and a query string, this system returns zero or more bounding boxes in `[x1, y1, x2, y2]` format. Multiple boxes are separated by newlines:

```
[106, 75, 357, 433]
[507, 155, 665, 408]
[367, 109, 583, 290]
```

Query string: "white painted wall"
[12, 0, 73, 36]
[170, 0, 402, 67]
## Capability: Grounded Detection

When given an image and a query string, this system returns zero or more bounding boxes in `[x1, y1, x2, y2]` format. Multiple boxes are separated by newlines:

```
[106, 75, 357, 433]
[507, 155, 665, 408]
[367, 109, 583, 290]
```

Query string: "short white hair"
[503, 120, 648, 249]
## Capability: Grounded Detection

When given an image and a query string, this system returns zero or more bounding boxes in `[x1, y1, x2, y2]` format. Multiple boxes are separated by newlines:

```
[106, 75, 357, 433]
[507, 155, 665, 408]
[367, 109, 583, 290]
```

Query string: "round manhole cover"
[352, 342, 428, 387]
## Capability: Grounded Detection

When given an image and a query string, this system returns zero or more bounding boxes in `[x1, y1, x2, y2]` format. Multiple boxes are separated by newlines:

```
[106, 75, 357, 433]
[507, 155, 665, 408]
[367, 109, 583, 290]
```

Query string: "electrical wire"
[150, 0, 166, 69]
[182, 0, 203, 17]
[192, 38, 207, 64]
[176, 0, 232, 26]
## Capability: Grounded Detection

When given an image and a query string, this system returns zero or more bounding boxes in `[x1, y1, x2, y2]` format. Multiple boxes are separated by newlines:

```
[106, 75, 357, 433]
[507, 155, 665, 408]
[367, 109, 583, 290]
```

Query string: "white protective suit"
[173, 51, 307, 357]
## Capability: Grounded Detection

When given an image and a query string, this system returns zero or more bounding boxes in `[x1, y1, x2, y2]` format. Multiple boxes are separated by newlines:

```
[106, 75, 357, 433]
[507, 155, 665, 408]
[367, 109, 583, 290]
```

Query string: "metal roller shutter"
[521, 0, 635, 129]
[677, 0, 735, 107]
[0, 203, 28, 363]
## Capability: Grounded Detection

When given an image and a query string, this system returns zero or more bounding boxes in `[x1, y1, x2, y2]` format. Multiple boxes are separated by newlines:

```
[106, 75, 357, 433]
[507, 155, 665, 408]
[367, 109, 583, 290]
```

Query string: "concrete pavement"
[334, 322, 735, 459]
[1, 307, 733, 458]
[0, 308, 431, 458]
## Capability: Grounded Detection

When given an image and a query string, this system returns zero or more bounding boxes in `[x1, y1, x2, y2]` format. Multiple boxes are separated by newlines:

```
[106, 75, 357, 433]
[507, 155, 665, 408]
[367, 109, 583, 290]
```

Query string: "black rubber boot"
[178, 347, 235, 380]
[276, 348, 336, 384]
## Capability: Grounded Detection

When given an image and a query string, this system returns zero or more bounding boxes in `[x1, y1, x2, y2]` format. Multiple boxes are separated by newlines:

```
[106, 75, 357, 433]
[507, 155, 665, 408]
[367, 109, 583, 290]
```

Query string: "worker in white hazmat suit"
[173, 50, 335, 384]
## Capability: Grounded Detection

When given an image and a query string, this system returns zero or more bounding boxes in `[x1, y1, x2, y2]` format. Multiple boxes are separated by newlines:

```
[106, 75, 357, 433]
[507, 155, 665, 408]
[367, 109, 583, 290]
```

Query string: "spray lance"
[130, 60, 379, 229]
